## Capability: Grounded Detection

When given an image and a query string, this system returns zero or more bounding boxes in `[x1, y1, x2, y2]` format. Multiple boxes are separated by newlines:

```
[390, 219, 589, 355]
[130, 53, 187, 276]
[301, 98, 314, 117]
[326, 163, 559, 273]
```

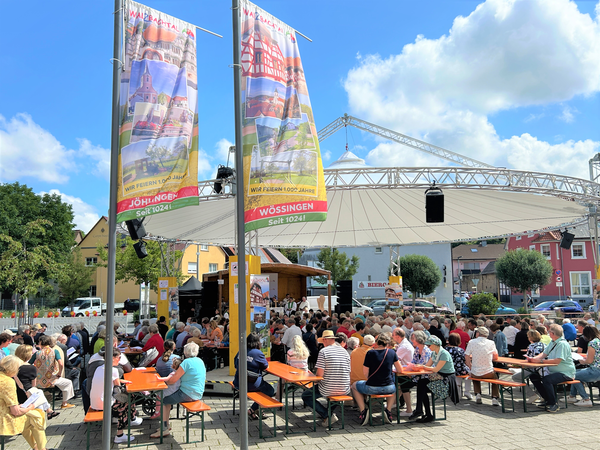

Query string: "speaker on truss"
[336, 280, 352, 314]
[560, 231, 575, 249]
[425, 186, 444, 223]
[125, 219, 147, 240]
[133, 241, 148, 259]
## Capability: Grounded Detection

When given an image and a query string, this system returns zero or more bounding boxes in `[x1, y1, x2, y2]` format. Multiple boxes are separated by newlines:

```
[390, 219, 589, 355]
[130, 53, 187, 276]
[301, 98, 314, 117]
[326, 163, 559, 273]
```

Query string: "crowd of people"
[1, 303, 599, 446]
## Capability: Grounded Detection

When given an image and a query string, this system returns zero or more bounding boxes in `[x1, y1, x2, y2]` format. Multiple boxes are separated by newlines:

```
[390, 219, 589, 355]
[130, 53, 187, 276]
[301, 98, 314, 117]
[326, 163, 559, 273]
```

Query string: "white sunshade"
[142, 187, 588, 247]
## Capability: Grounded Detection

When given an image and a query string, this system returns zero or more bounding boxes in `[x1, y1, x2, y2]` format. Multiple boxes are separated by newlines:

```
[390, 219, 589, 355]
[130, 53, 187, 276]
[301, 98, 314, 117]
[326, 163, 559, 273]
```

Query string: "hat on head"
[3, 329, 15, 336]
[363, 335, 375, 346]
[425, 335, 442, 347]
[317, 330, 336, 344]
[476, 326, 489, 337]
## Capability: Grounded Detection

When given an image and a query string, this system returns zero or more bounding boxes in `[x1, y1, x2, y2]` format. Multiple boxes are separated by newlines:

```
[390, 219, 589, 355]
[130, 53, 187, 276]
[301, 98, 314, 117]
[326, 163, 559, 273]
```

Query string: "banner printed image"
[250, 274, 271, 356]
[240, 0, 327, 231]
[117, 0, 199, 222]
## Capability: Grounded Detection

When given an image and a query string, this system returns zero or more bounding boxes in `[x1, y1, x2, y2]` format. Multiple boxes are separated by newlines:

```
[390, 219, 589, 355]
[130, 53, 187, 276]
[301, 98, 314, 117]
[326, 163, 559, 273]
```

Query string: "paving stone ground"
[5, 390, 600, 449]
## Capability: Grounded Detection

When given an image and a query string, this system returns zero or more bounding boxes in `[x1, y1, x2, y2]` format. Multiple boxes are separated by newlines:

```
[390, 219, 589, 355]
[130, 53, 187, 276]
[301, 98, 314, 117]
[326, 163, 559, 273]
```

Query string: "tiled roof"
[532, 231, 562, 243]
[452, 243, 505, 260]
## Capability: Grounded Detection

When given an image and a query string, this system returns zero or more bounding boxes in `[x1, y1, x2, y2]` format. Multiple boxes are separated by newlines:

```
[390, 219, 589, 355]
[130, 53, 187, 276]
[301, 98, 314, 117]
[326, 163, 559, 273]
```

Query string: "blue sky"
[1, 0, 599, 233]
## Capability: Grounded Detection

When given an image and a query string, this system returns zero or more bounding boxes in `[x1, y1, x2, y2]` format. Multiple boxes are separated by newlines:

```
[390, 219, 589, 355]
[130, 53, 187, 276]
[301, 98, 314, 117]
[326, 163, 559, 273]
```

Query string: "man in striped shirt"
[302, 330, 351, 426]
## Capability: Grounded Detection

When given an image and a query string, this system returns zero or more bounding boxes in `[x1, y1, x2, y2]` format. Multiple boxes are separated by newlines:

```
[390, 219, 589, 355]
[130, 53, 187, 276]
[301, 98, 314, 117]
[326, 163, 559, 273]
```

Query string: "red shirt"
[142, 333, 165, 366]
[337, 326, 353, 338]
[450, 329, 470, 350]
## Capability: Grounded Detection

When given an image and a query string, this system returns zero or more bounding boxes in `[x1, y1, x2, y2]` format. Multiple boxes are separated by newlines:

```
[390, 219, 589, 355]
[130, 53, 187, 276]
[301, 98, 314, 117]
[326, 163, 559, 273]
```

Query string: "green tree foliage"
[278, 248, 303, 264]
[97, 237, 185, 292]
[315, 248, 359, 293]
[0, 183, 75, 277]
[467, 293, 501, 316]
[57, 248, 96, 307]
[146, 143, 170, 168]
[496, 249, 553, 309]
[395, 254, 442, 296]
[0, 219, 60, 305]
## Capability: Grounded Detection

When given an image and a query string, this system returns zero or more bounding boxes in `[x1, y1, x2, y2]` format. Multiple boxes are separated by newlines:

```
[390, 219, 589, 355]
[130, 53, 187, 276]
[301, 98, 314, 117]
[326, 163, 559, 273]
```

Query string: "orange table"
[394, 368, 430, 423]
[265, 361, 323, 433]
[124, 369, 168, 446]
[495, 356, 558, 412]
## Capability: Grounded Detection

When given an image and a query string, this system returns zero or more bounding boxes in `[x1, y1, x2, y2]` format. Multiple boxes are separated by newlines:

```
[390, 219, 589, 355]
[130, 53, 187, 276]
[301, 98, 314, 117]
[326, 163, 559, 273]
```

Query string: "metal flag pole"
[103, 0, 123, 448]
[232, 0, 248, 448]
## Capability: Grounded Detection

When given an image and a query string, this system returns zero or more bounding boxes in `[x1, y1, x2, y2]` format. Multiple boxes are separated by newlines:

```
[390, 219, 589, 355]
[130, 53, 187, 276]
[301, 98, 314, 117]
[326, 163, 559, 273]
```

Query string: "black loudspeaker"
[133, 241, 148, 259]
[336, 280, 352, 313]
[125, 219, 147, 240]
[425, 187, 444, 223]
[560, 231, 575, 249]
[199, 281, 219, 319]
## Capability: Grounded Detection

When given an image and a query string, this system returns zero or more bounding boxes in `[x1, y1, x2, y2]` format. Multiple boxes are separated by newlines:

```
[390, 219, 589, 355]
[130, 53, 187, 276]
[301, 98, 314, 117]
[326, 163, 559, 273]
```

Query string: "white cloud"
[0, 113, 112, 184]
[322, 150, 331, 161]
[524, 113, 545, 123]
[559, 105, 577, 123]
[39, 189, 100, 233]
[0, 113, 76, 183]
[197, 138, 234, 180]
[78, 138, 110, 180]
[344, 0, 600, 177]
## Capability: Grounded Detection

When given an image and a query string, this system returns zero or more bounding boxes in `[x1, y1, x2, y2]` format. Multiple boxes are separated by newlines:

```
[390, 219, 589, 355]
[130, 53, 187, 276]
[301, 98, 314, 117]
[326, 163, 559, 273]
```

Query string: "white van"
[306, 295, 372, 315]
[62, 297, 103, 317]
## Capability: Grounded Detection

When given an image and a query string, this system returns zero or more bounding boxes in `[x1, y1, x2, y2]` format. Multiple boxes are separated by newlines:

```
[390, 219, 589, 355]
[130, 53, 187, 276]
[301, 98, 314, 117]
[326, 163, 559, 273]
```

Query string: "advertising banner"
[117, 1, 199, 222]
[250, 274, 270, 357]
[385, 278, 403, 308]
[240, 1, 327, 231]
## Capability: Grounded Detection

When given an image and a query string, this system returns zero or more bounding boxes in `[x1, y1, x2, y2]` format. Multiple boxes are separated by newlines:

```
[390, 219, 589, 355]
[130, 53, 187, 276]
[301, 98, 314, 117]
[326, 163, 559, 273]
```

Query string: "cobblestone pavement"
[5, 391, 600, 449]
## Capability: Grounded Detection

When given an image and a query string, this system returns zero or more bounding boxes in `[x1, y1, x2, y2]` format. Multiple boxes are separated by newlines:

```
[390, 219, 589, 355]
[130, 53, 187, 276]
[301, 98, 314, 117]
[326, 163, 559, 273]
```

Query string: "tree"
[293, 152, 309, 176]
[278, 248, 303, 264]
[57, 248, 96, 308]
[157, 92, 167, 105]
[0, 183, 75, 286]
[0, 219, 60, 320]
[496, 249, 553, 311]
[97, 237, 186, 316]
[314, 248, 359, 293]
[296, 122, 311, 149]
[394, 254, 442, 297]
[467, 293, 501, 316]
[146, 143, 170, 168]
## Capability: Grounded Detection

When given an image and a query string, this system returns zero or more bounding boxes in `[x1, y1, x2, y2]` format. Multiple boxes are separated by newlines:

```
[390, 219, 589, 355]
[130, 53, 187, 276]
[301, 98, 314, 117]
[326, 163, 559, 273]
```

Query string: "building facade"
[506, 225, 597, 307]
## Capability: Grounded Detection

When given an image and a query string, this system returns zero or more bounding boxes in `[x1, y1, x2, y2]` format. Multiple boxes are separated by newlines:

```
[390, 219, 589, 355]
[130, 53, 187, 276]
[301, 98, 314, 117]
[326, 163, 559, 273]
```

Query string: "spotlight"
[560, 230, 574, 250]
[214, 165, 234, 194]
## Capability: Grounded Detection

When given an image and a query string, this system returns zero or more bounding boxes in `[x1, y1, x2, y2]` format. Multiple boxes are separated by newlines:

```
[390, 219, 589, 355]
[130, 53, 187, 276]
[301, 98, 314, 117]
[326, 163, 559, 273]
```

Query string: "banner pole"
[232, 0, 248, 448]
[103, 0, 123, 448]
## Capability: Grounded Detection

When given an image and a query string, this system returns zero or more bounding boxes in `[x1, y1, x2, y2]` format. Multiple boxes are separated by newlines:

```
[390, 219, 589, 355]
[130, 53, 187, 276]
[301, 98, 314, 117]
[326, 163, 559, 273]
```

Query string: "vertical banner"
[240, 1, 327, 231]
[158, 277, 177, 326]
[385, 276, 403, 309]
[117, 1, 199, 222]
[250, 274, 270, 357]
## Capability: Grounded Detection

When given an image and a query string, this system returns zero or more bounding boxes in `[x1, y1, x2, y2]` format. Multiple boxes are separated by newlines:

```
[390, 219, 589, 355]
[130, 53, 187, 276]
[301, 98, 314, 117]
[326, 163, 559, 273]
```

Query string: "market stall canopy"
[142, 167, 596, 248]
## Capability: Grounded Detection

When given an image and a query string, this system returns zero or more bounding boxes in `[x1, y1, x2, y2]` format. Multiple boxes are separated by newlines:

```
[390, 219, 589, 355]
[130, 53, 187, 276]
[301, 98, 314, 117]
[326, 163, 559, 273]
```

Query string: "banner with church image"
[116, 0, 199, 222]
[240, 0, 327, 232]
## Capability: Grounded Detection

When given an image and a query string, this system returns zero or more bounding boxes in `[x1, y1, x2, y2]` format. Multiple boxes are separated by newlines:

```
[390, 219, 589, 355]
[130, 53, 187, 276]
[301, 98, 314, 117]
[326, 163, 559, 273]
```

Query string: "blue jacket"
[233, 348, 269, 391]
[562, 323, 577, 341]
[493, 330, 508, 357]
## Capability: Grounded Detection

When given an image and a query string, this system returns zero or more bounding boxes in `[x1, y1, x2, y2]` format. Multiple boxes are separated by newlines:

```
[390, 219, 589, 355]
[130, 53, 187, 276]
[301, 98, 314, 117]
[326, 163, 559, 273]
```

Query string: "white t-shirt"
[90, 365, 119, 410]
[465, 337, 497, 377]
[504, 326, 518, 346]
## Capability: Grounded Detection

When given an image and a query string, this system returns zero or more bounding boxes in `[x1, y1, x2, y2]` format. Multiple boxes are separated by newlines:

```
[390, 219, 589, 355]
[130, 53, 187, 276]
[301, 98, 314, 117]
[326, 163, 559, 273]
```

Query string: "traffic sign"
[556, 282, 563, 287]
[555, 270, 561, 275]
[556, 276, 562, 282]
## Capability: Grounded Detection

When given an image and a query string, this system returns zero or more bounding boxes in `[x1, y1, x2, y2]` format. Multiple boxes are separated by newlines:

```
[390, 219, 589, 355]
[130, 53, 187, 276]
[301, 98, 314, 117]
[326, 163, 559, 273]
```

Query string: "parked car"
[367, 299, 394, 316]
[123, 298, 141, 312]
[61, 297, 125, 317]
[306, 296, 373, 315]
[402, 299, 452, 315]
[533, 300, 583, 314]
[460, 304, 517, 316]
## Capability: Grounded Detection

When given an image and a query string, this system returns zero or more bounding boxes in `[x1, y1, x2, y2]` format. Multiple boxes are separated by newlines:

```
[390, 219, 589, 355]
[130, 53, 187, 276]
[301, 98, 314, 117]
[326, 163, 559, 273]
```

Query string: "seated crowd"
[1, 305, 599, 447]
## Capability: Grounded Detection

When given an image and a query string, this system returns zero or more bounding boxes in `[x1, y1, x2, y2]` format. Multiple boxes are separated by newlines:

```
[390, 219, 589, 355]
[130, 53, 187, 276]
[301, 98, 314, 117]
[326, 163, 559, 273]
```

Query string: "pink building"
[506, 224, 595, 308]
[452, 244, 506, 299]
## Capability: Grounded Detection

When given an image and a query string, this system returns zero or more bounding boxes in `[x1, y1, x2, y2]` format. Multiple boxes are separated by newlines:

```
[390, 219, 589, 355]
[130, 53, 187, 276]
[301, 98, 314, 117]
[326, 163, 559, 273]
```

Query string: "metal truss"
[389, 245, 401, 277]
[196, 167, 600, 205]
[590, 153, 600, 184]
[317, 114, 494, 169]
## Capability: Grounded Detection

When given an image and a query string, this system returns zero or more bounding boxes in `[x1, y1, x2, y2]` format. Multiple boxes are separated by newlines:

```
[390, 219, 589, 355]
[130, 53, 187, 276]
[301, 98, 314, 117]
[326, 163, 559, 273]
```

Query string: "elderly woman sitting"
[141, 324, 164, 366]
[0, 356, 51, 450]
[32, 336, 75, 409]
[153, 342, 206, 438]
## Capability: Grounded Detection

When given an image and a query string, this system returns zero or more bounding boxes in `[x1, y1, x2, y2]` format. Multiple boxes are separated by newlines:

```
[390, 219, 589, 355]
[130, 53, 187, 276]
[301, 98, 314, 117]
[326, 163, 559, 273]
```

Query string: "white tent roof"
[143, 185, 588, 248]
